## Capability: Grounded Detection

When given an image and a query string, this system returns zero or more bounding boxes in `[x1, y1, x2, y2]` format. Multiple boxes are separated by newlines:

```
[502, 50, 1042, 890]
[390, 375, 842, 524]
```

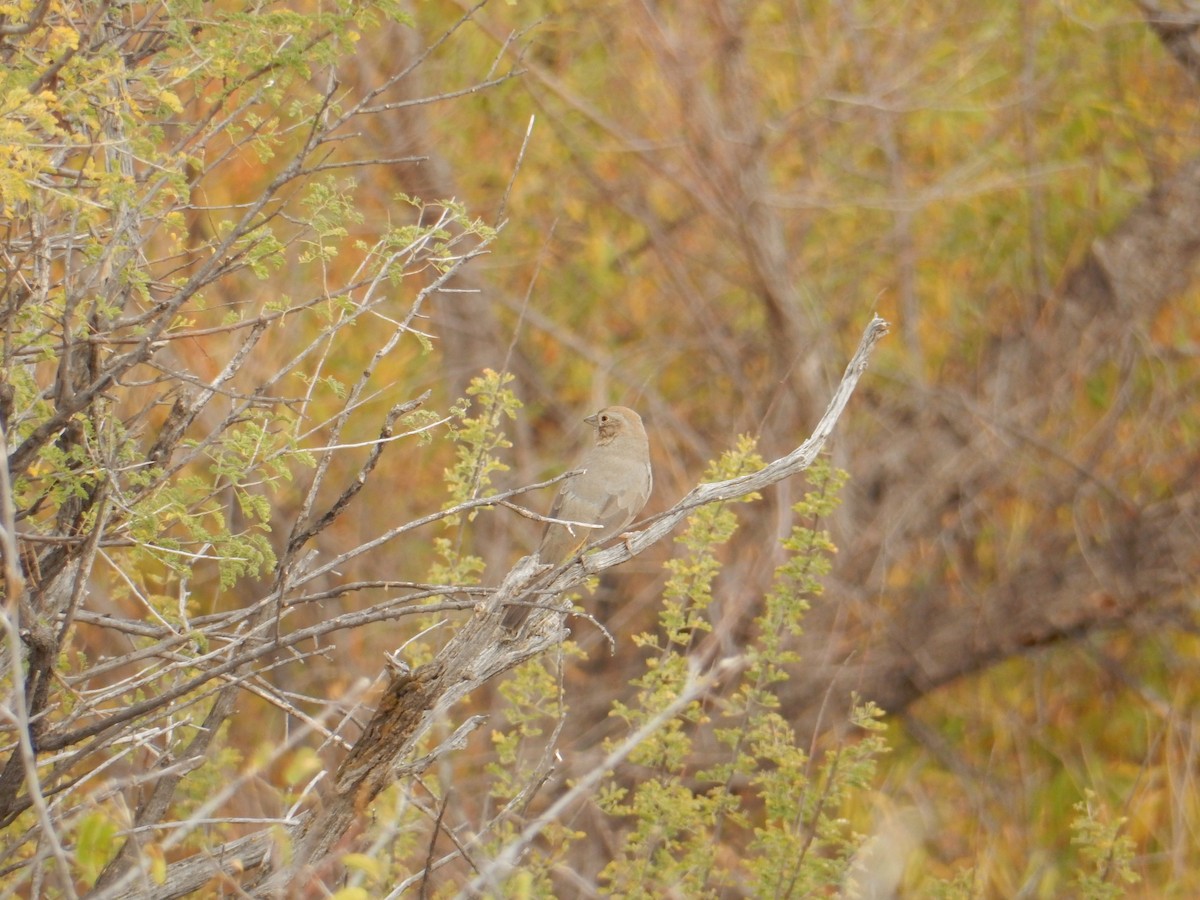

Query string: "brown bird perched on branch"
[503, 406, 652, 629]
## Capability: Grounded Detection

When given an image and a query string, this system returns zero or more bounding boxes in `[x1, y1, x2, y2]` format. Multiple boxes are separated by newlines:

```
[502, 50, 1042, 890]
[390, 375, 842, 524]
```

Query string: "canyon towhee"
[503, 406, 652, 628]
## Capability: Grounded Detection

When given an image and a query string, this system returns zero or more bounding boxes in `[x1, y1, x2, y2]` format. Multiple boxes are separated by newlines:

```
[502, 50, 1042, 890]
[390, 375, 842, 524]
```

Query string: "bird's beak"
[583, 413, 599, 426]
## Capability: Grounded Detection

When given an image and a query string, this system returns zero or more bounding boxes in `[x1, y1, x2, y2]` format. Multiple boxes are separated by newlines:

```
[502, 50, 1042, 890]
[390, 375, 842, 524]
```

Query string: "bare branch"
[251, 316, 888, 892]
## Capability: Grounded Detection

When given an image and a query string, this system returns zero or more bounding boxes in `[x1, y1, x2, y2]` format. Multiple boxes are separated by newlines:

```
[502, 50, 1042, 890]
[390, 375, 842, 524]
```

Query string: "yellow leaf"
[76, 811, 119, 885]
[145, 843, 168, 885]
[340, 852, 381, 881]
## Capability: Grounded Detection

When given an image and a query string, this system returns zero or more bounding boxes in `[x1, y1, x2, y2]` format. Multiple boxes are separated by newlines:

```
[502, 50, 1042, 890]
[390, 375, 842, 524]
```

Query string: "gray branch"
[109, 315, 889, 898]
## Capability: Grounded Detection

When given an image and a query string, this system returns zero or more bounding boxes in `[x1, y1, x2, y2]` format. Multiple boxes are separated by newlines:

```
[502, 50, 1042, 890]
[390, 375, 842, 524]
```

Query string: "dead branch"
[244, 315, 888, 894]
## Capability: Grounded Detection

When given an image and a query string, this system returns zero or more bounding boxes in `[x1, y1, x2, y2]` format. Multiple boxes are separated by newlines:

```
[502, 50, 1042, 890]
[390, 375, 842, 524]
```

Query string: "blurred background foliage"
[2, 0, 1198, 893]
[348, 0, 1199, 892]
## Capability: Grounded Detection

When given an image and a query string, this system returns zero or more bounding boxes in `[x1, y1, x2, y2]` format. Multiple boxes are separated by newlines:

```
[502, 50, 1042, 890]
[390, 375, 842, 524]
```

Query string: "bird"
[503, 406, 652, 629]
